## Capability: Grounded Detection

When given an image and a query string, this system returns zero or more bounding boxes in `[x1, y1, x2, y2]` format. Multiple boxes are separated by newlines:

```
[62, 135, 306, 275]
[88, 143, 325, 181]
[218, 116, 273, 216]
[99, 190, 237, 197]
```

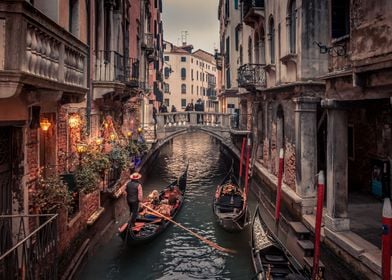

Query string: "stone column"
[324, 101, 350, 231]
[294, 97, 319, 214]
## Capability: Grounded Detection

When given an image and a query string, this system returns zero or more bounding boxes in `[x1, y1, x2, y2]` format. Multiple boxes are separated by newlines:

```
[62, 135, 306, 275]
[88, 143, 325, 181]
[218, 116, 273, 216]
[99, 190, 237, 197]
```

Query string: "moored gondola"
[251, 205, 308, 280]
[118, 164, 188, 245]
[212, 167, 248, 232]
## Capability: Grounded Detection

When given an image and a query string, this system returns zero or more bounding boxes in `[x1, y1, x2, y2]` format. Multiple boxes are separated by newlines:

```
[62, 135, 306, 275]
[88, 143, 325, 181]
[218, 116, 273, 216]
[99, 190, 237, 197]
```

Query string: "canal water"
[79, 132, 257, 280]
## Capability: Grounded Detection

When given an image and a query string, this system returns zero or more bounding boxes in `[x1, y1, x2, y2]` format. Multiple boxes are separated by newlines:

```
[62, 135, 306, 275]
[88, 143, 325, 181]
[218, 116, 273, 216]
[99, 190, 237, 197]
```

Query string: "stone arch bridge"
[140, 112, 251, 163]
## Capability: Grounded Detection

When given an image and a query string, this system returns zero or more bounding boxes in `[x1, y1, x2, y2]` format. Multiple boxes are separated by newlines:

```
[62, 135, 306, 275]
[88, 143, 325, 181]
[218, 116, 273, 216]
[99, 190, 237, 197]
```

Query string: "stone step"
[297, 240, 314, 257]
[304, 257, 325, 278]
[289, 221, 310, 240]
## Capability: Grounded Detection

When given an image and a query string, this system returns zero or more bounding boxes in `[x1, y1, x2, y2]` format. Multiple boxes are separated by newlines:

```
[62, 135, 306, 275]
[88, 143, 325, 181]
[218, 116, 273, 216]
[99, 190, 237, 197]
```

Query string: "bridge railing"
[156, 112, 232, 129]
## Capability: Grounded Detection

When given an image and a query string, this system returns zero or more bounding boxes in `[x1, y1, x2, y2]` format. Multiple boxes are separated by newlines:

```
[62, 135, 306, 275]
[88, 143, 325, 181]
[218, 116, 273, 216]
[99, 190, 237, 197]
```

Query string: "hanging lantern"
[76, 143, 88, 154]
[40, 118, 51, 132]
[68, 114, 81, 128]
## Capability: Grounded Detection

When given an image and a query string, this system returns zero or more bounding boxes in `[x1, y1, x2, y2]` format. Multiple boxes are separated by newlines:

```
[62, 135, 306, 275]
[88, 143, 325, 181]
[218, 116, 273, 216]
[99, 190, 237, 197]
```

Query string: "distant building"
[163, 41, 219, 112]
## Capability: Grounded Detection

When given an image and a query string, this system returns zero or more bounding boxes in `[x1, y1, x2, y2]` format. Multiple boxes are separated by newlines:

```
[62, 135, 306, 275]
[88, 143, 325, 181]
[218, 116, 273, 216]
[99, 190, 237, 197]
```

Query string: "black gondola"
[251, 205, 308, 280]
[118, 164, 188, 245]
[212, 167, 248, 232]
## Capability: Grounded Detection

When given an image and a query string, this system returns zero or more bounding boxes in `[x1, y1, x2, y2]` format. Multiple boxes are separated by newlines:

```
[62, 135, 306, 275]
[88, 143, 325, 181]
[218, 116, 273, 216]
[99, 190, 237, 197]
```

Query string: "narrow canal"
[79, 132, 257, 280]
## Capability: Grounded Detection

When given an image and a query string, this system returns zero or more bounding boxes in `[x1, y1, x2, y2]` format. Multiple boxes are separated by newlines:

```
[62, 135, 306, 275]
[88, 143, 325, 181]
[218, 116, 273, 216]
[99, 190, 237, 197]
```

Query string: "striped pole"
[382, 198, 392, 280]
[274, 148, 284, 222]
[239, 137, 246, 187]
[312, 171, 325, 280]
[244, 137, 251, 201]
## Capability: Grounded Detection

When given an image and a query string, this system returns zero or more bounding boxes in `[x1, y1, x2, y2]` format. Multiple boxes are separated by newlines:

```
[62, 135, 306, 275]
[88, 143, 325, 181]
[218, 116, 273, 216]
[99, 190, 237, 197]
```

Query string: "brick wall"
[284, 141, 296, 190]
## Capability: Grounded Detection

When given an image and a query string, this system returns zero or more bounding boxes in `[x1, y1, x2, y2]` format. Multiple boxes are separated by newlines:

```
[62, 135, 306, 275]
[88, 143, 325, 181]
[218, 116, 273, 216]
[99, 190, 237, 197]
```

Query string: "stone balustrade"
[0, 1, 88, 98]
[156, 112, 232, 130]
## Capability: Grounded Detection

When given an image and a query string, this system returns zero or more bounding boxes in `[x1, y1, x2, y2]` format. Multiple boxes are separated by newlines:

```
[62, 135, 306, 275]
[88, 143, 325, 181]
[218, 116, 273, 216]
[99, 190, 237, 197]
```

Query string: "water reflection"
[79, 132, 255, 280]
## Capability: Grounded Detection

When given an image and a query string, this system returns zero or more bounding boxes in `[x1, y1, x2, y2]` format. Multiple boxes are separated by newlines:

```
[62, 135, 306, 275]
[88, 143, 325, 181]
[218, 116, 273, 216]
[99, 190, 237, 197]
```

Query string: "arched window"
[164, 67, 170, 79]
[181, 68, 186, 80]
[277, 104, 285, 154]
[239, 45, 243, 66]
[181, 84, 186, 94]
[288, 0, 296, 53]
[268, 17, 275, 64]
[248, 36, 253, 63]
[70, 0, 79, 36]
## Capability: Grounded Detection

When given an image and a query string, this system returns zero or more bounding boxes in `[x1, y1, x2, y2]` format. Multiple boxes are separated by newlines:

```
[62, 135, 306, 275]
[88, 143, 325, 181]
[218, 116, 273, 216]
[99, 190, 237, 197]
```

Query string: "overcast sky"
[162, 0, 220, 54]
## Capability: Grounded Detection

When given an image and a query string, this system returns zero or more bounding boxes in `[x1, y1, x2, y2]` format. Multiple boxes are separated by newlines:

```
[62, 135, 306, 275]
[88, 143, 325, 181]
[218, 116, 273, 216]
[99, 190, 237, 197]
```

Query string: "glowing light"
[76, 143, 88, 154]
[40, 118, 51, 131]
[95, 138, 103, 145]
[68, 114, 81, 128]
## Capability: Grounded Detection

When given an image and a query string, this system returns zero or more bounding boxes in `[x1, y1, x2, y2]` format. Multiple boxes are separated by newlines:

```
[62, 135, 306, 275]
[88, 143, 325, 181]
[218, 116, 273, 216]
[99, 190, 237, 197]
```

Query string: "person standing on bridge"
[171, 105, 177, 123]
[124, 172, 143, 227]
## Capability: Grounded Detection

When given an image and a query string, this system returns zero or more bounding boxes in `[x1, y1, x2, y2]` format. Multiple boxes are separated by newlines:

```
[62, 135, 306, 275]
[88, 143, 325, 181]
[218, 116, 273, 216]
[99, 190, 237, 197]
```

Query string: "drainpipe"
[86, 0, 94, 135]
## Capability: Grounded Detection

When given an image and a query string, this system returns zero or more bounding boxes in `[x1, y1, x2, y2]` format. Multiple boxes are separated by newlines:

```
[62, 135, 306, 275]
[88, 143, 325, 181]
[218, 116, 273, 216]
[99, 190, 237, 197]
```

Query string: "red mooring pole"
[382, 198, 392, 280]
[244, 137, 251, 201]
[274, 148, 284, 222]
[239, 137, 246, 187]
[312, 171, 325, 280]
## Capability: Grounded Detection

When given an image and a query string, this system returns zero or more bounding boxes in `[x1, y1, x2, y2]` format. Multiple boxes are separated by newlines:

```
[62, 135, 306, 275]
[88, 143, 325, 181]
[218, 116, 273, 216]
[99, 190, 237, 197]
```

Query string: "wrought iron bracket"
[313, 41, 346, 57]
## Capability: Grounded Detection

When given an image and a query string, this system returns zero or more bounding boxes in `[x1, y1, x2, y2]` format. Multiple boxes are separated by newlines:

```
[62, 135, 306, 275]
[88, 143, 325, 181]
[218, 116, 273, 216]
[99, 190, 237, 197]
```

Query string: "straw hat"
[130, 172, 142, 180]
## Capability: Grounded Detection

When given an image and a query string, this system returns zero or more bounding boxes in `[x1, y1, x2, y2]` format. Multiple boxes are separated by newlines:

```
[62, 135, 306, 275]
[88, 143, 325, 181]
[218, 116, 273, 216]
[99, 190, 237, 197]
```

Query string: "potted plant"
[108, 144, 130, 171]
[31, 173, 73, 214]
[74, 158, 100, 194]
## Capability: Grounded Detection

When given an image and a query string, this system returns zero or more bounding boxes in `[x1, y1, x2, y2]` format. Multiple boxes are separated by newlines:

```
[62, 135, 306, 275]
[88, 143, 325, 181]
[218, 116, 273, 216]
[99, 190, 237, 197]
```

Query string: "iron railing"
[243, 0, 265, 19]
[125, 57, 140, 86]
[238, 64, 266, 88]
[0, 214, 58, 280]
[230, 113, 252, 131]
[94, 50, 125, 82]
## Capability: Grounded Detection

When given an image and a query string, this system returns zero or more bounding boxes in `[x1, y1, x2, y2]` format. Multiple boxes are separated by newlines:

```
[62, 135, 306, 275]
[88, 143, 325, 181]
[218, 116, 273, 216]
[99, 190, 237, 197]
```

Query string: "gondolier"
[119, 164, 189, 245]
[125, 172, 143, 226]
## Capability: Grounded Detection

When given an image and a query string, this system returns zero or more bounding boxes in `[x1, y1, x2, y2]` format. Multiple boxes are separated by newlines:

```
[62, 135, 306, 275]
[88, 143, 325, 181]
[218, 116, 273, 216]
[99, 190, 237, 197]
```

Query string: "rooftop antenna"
[181, 30, 188, 46]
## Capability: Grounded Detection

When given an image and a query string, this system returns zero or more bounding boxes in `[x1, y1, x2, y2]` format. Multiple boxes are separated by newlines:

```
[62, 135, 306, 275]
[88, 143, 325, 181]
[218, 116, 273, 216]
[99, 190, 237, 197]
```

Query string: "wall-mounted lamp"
[68, 114, 81, 129]
[313, 41, 346, 57]
[40, 118, 51, 131]
[95, 138, 103, 145]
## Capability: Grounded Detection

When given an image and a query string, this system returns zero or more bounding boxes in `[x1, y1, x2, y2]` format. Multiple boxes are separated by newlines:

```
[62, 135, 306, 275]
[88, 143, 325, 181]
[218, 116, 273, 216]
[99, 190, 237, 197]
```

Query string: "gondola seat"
[216, 195, 243, 212]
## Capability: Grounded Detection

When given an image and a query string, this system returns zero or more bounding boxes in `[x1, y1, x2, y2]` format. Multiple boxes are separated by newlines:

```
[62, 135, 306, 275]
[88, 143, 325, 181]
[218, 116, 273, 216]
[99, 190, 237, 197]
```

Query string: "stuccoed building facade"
[163, 41, 218, 112]
[220, 0, 392, 278]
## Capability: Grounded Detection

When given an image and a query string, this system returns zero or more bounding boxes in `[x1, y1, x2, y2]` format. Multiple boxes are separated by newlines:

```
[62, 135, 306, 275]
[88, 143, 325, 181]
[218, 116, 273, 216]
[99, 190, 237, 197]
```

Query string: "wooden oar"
[141, 203, 236, 254]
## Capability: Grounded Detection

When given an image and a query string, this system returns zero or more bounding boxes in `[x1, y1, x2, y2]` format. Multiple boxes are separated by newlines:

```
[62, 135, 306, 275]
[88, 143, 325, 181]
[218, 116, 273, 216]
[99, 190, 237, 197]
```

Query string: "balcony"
[0, 1, 88, 99]
[238, 64, 266, 89]
[94, 50, 125, 83]
[0, 214, 58, 280]
[142, 33, 154, 54]
[125, 57, 140, 88]
[243, 0, 265, 28]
